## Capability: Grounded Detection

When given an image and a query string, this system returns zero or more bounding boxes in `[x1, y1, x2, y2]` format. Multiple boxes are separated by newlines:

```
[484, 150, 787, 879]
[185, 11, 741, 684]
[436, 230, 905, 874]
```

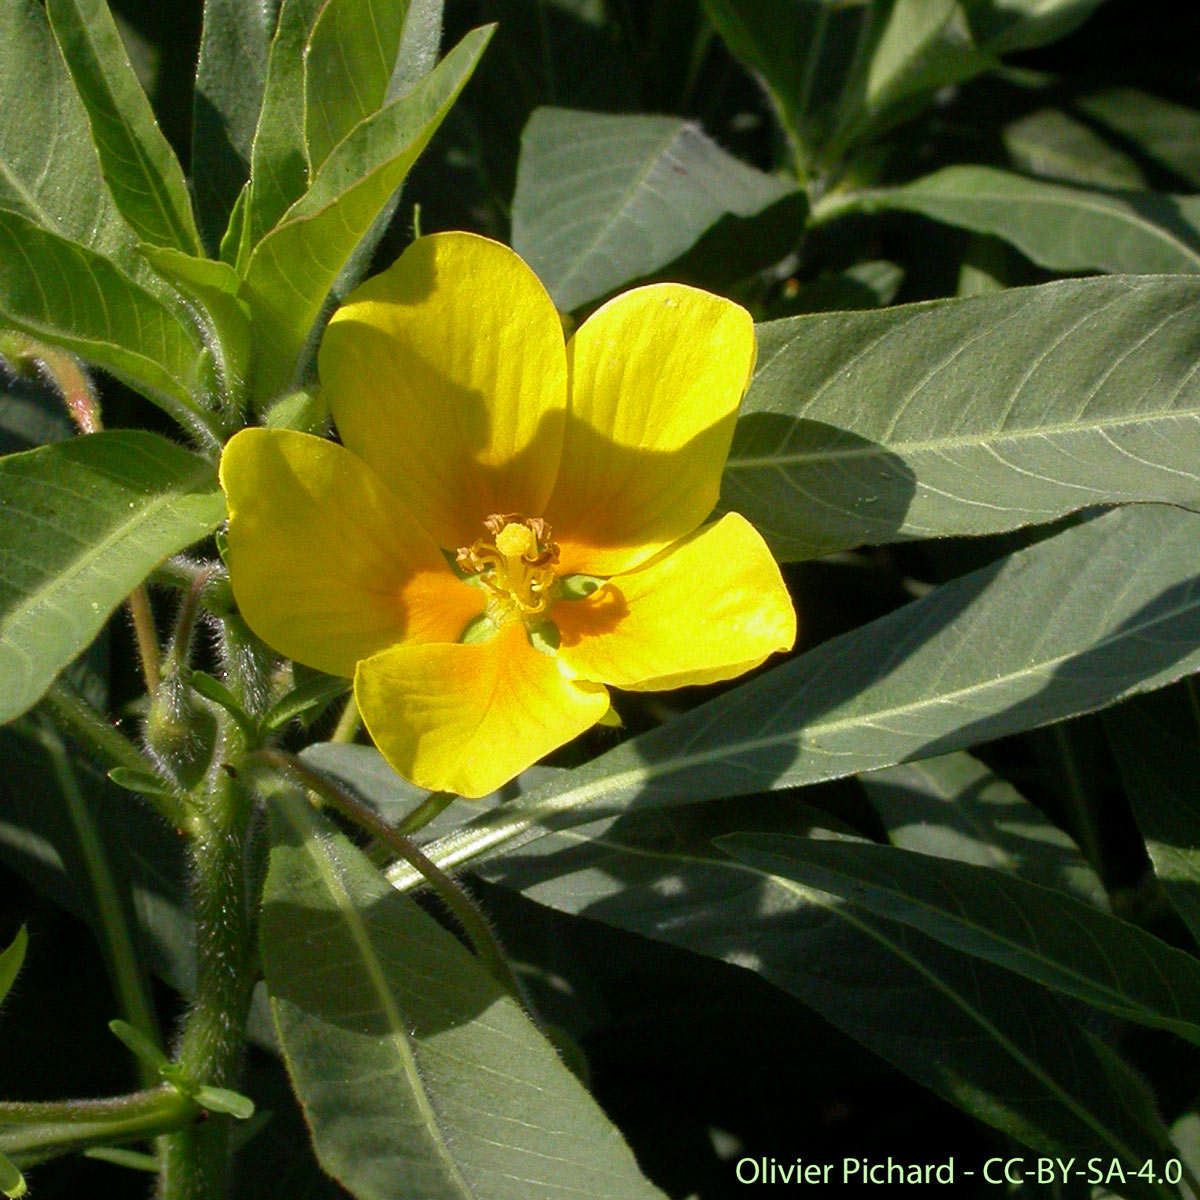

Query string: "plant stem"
[0, 1088, 194, 1169]
[33, 716, 162, 1089]
[157, 768, 258, 1200]
[330, 693, 361, 744]
[128, 585, 163, 696]
[244, 750, 530, 1014]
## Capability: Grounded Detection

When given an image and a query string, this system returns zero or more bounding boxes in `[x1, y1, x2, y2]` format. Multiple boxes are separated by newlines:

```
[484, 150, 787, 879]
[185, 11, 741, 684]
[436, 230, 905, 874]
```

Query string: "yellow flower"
[219, 232, 795, 798]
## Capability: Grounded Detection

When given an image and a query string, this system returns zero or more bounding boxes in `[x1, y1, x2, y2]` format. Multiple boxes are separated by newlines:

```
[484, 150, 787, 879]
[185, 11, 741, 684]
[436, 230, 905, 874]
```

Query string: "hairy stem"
[156, 769, 258, 1200]
[0, 1088, 194, 1169]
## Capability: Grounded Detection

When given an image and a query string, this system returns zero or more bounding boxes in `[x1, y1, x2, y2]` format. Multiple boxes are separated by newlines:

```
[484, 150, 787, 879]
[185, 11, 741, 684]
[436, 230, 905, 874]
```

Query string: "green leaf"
[192, 0, 277, 253]
[0, 926, 27, 1007]
[0, 210, 214, 437]
[716, 834, 1200, 1044]
[0, 0, 135, 263]
[261, 794, 666, 1200]
[833, 166, 1200, 276]
[468, 808, 1176, 1184]
[511, 108, 797, 312]
[1077, 89, 1200, 191]
[1106, 688, 1200, 944]
[262, 673, 351, 731]
[0, 431, 224, 722]
[243, 26, 492, 404]
[45, 0, 203, 254]
[246, 0, 325, 247]
[863, 752, 1104, 904]
[401, 504, 1200, 878]
[1003, 107, 1147, 190]
[723, 275, 1200, 561]
[699, 0, 1108, 178]
[303, 0, 414, 171]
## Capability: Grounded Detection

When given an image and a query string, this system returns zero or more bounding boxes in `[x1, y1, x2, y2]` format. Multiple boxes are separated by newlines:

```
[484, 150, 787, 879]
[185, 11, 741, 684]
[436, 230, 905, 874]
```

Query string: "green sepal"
[0, 926, 28, 1007]
[558, 574, 605, 601]
[0, 1149, 26, 1198]
[459, 614, 496, 644]
[528, 621, 560, 655]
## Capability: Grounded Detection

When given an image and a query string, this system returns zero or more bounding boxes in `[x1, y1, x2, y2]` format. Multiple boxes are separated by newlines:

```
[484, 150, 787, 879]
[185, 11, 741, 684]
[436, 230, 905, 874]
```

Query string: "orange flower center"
[456, 514, 560, 619]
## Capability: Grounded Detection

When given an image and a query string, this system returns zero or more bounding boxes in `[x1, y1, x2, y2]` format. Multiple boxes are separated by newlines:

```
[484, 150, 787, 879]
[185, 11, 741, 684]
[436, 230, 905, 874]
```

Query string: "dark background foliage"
[4, 1, 1200, 1196]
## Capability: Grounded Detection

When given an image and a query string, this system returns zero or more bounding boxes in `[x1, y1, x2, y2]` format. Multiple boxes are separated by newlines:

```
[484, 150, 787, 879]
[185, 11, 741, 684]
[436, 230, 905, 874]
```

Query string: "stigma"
[456, 514, 560, 618]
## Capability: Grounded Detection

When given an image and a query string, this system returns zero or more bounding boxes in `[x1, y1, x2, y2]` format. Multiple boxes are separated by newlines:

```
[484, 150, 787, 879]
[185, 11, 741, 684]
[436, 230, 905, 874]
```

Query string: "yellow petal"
[555, 513, 795, 690]
[355, 623, 609, 798]
[220, 428, 483, 678]
[318, 232, 567, 550]
[546, 283, 756, 576]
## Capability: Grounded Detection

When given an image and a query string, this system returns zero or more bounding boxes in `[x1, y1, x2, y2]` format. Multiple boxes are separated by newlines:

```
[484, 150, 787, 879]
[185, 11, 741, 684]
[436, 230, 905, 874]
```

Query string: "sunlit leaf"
[0, 431, 223, 722]
[303, 0, 413, 171]
[512, 108, 797, 311]
[0, 0, 135, 263]
[834, 166, 1200, 276]
[261, 793, 666, 1200]
[46, 0, 203, 254]
[723, 275, 1200, 560]
[0, 211, 214, 436]
[716, 833, 1200, 1043]
[242, 26, 491, 404]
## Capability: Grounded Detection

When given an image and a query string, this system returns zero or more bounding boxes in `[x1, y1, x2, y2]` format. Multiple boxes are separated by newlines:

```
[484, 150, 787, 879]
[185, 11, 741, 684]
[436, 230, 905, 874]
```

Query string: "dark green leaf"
[700, 0, 1108, 178]
[193, 0, 278, 252]
[1077, 89, 1200, 191]
[1106, 688, 1200, 943]
[261, 794, 666, 1199]
[466, 808, 1175, 1186]
[863, 752, 1104, 904]
[511, 108, 796, 311]
[0, 210, 215, 437]
[833, 166, 1200, 276]
[403, 505, 1200, 876]
[243, 26, 491, 404]
[0, 431, 223, 722]
[724, 276, 1200, 560]
[45, 0, 203, 254]
[1003, 107, 1147, 189]
[716, 834, 1200, 1043]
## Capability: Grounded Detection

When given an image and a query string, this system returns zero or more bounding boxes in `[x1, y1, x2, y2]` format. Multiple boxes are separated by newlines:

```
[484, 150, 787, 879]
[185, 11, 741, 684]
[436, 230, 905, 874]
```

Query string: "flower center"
[456, 514, 560, 619]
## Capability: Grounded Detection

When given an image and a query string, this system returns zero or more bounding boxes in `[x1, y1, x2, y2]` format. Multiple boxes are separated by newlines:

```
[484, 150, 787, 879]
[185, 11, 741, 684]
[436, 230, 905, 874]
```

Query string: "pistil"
[456, 514, 560, 619]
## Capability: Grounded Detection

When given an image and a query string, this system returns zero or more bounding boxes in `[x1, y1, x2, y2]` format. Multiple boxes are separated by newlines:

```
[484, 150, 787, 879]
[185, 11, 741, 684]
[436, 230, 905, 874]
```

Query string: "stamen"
[456, 514, 561, 620]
